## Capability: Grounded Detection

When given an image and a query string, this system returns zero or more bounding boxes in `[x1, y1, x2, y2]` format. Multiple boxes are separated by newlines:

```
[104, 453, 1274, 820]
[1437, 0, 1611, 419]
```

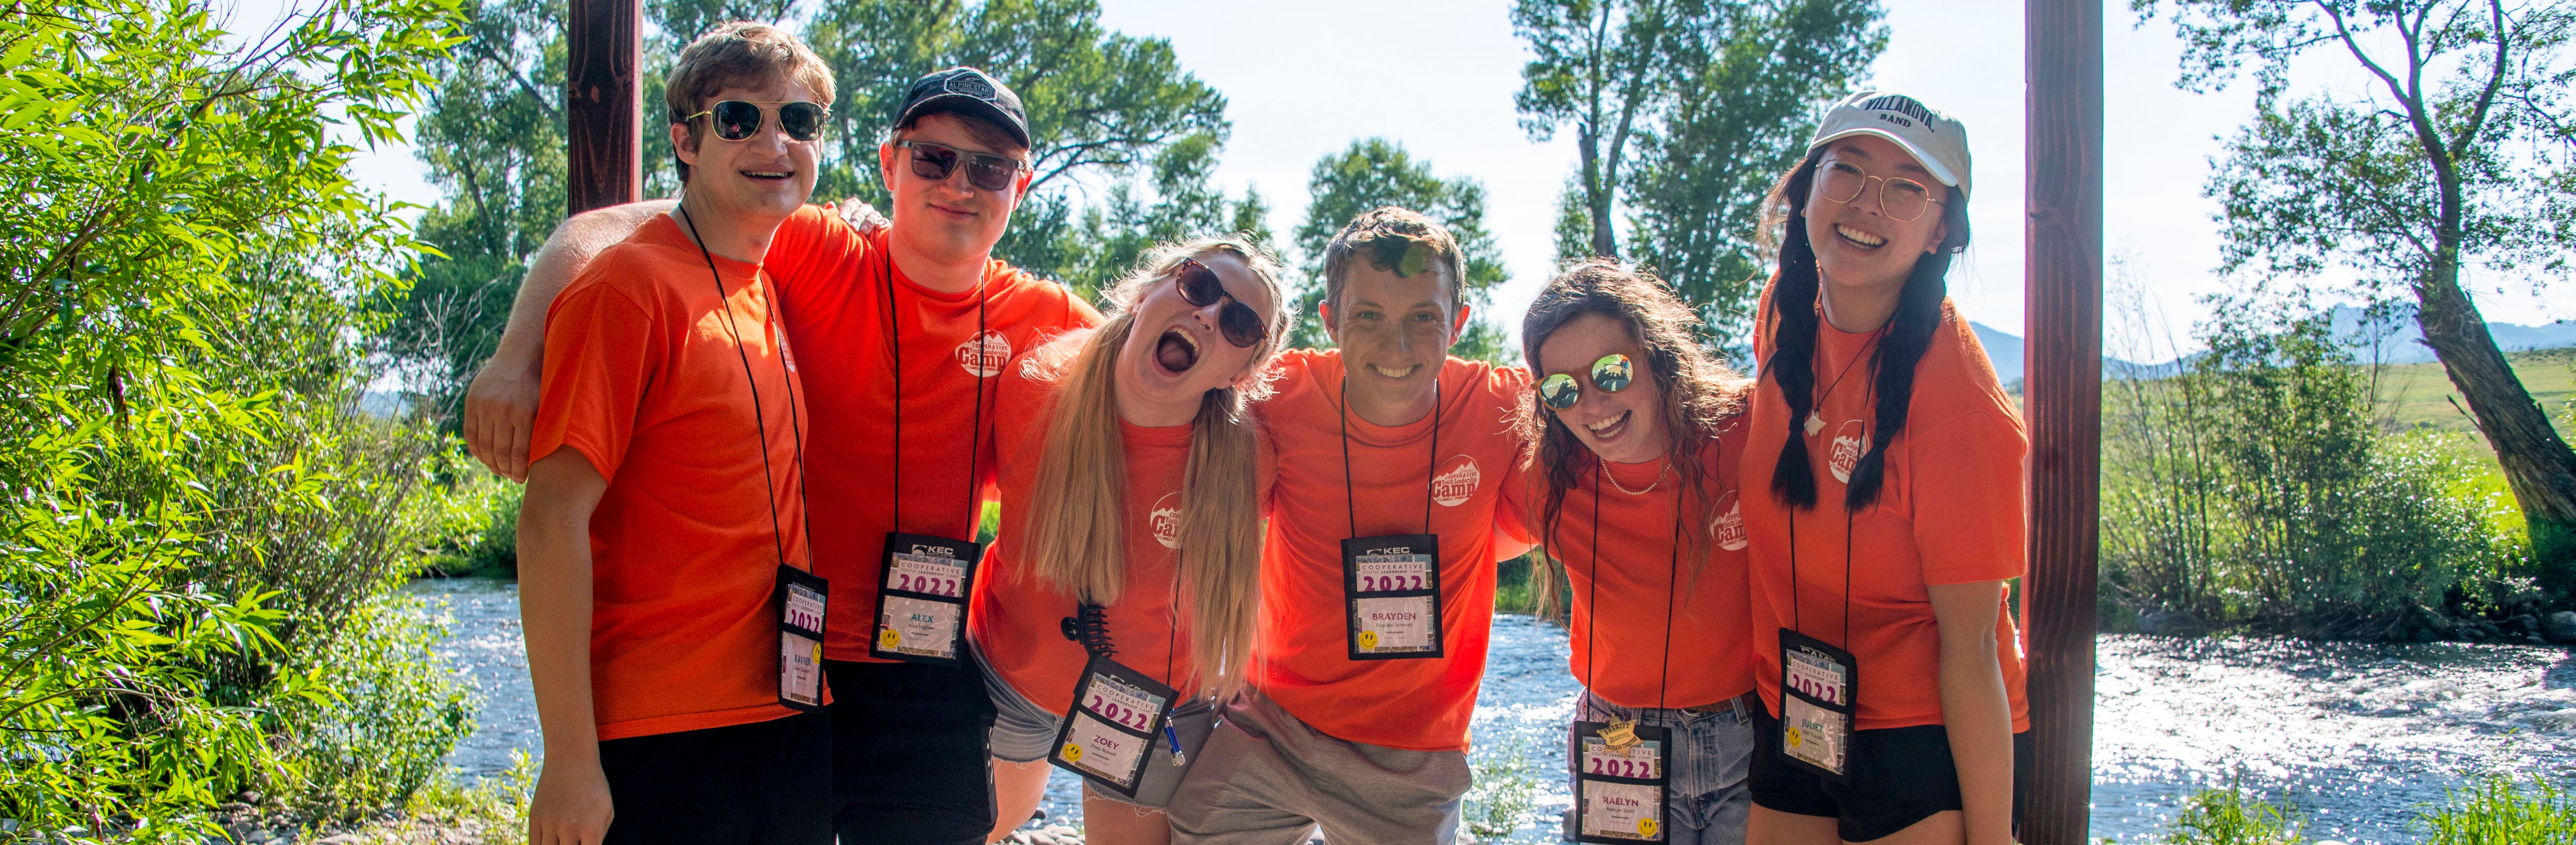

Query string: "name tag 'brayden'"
[1571, 720, 1671, 842]
[775, 565, 828, 712]
[868, 532, 982, 665]
[1047, 655, 1178, 798]
[1341, 535, 1443, 661]
[1777, 628, 1859, 781]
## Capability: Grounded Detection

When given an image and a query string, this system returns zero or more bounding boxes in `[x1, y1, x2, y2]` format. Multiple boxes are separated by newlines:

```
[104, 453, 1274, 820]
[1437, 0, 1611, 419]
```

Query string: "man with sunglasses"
[468, 63, 1098, 845]
[1164, 207, 1539, 845]
[513, 23, 837, 845]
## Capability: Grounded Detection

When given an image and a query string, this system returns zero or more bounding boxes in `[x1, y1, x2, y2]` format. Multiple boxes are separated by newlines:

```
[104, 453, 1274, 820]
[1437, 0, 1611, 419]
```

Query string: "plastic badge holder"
[868, 532, 983, 666]
[775, 565, 829, 713]
[1341, 534, 1444, 660]
[1047, 655, 1177, 798]
[1571, 720, 1671, 842]
[1776, 628, 1858, 781]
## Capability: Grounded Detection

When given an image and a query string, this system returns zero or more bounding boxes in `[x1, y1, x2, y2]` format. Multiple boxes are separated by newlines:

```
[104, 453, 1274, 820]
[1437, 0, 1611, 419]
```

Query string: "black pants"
[598, 710, 833, 845]
[827, 658, 998, 845]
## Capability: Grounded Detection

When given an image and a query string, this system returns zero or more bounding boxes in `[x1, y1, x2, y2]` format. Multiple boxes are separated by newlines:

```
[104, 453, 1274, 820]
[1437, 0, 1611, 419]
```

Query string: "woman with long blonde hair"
[968, 237, 1289, 845]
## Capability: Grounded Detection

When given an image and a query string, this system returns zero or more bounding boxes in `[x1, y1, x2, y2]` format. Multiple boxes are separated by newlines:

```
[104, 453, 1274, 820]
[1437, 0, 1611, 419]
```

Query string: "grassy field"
[2369, 348, 2576, 436]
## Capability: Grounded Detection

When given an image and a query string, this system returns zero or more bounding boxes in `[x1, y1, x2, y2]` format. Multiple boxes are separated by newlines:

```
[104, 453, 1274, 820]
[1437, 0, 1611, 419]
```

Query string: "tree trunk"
[2415, 261, 2576, 598]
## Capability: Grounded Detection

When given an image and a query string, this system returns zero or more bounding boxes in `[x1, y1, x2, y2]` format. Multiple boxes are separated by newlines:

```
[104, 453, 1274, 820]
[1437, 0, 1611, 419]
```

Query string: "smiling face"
[1113, 251, 1276, 425]
[879, 113, 1030, 265]
[669, 76, 824, 225]
[1536, 312, 1670, 465]
[1803, 134, 1952, 299]
[1322, 260, 1467, 426]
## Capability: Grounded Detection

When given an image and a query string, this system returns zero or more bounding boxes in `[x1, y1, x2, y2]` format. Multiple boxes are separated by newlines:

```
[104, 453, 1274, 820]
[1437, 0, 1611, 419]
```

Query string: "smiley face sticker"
[878, 629, 901, 649]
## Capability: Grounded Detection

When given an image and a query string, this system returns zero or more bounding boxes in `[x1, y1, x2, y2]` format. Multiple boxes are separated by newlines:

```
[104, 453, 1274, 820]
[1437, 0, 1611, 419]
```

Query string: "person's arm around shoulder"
[518, 448, 613, 845]
[1929, 580, 2015, 845]
[462, 200, 674, 481]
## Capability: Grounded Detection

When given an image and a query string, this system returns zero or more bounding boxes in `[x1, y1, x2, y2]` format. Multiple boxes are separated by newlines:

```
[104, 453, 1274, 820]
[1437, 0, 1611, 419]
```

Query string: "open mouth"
[1368, 363, 1420, 379]
[1834, 223, 1886, 249]
[1584, 409, 1631, 441]
[1154, 328, 1201, 375]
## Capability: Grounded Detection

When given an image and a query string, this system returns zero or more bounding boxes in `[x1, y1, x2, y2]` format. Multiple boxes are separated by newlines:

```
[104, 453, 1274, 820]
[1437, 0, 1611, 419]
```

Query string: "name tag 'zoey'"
[869, 532, 982, 665]
[775, 565, 828, 712]
[1777, 628, 1858, 780]
[1047, 655, 1178, 798]
[1571, 720, 1671, 842]
[1342, 535, 1443, 660]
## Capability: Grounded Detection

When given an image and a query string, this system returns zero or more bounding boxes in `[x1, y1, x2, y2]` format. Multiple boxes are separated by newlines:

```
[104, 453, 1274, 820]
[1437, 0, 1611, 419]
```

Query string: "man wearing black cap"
[464, 60, 1100, 845]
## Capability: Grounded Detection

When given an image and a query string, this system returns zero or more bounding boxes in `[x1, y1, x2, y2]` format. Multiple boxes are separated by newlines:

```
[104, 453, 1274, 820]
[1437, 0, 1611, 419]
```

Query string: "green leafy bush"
[2418, 776, 2576, 845]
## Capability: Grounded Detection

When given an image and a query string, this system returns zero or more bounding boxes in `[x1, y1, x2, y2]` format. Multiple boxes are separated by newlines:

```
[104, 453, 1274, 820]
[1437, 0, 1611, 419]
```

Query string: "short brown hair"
[1320, 206, 1466, 321]
[664, 22, 836, 182]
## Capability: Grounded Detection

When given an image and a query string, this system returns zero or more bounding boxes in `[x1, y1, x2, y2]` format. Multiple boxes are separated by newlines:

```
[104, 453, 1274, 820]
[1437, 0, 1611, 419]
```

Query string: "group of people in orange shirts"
[469, 21, 2029, 845]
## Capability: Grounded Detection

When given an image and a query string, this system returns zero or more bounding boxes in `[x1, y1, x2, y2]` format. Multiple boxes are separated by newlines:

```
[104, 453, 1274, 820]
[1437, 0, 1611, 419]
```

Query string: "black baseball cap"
[894, 67, 1030, 149]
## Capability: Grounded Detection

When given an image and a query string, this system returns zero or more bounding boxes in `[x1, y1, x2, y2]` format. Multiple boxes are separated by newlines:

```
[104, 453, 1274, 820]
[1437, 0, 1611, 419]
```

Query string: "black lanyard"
[1570, 456, 1689, 709]
[882, 248, 987, 532]
[676, 205, 809, 570]
[1337, 372, 1440, 537]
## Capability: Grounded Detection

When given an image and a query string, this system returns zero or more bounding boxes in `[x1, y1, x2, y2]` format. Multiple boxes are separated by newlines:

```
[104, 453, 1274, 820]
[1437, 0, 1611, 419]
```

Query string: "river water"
[413, 578, 2574, 844]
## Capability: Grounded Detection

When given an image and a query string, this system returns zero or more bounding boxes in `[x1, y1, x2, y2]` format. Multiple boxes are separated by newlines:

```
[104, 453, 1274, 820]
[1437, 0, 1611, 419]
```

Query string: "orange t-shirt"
[1532, 432, 1757, 710]
[1740, 287, 2030, 732]
[970, 345, 1205, 711]
[761, 207, 1103, 661]
[1254, 349, 1533, 752]
[529, 214, 814, 741]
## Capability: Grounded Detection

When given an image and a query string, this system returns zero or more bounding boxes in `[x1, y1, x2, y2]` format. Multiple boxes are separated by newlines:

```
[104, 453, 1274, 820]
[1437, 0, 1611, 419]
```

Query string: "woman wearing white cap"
[1738, 91, 2031, 845]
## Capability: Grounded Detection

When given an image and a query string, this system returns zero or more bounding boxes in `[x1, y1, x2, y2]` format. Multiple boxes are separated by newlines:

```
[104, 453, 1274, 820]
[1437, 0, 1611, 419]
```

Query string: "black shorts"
[598, 710, 832, 845]
[1748, 703, 2031, 842]
[826, 658, 999, 845]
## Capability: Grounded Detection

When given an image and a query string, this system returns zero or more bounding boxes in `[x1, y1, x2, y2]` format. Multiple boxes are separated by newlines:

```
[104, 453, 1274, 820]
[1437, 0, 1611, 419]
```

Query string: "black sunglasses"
[1537, 354, 1635, 411]
[686, 100, 827, 142]
[894, 139, 1028, 193]
[1172, 258, 1268, 349]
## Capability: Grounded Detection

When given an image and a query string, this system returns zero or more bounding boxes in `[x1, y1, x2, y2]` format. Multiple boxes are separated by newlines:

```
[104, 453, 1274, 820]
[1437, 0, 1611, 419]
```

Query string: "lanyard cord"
[1656, 457, 1685, 712]
[1337, 368, 1441, 537]
[1580, 456, 1689, 713]
[882, 249, 989, 532]
[677, 205, 807, 572]
[1786, 451, 1858, 652]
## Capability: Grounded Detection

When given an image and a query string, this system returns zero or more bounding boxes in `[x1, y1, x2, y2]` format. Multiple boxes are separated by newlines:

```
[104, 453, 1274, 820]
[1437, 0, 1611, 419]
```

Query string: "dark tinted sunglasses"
[894, 139, 1028, 192]
[1173, 258, 1268, 349]
[1537, 354, 1634, 410]
[686, 100, 827, 142]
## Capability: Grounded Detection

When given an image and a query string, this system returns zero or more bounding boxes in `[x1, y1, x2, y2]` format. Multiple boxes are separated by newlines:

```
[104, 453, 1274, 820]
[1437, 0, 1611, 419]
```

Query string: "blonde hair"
[1021, 237, 1290, 700]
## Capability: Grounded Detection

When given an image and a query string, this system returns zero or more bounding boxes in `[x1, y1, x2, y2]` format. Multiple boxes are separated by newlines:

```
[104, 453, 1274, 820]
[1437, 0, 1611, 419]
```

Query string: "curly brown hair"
[1517, 259, 1749, 618]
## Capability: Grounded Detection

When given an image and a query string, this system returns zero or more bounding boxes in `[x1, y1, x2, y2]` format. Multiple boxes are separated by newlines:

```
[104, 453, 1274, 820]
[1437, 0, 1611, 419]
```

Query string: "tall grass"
[2153, 777, 2576, 845]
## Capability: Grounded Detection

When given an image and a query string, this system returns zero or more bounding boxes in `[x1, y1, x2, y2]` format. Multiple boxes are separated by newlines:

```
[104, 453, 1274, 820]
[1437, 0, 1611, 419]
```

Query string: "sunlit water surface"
[414, 580, 2575, 843]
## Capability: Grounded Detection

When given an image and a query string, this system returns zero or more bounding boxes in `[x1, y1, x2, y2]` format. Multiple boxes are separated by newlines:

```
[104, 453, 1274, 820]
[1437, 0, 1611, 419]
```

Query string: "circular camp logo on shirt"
[956, 330, 1011, 377]
[1432, 455, 1481, 507]
[1829, 420, 1870, 484]
[1711, 490, 1748, 551]
[1150, 491, 1183, 549]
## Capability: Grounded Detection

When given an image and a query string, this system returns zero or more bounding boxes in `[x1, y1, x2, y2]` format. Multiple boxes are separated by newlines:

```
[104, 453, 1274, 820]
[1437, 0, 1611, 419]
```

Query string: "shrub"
[2418, 776, 2576, 845]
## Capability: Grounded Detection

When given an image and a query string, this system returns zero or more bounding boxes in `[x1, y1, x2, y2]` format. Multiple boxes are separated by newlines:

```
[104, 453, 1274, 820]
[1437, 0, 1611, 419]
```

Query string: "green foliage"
[2163, 784, 2307, 845]
[1051, 132, 1280, 302]
[2101, 298, 2525, 635]
[1291, 138, 1515, 364]
[416, 451, 524, 577]
[0, 0, 476, 836]
[1514, 0, 1886, 358]
[1463, 745, 1540, 840]
[272, 593, 474, 821]
[2419, 776, 2576, 845]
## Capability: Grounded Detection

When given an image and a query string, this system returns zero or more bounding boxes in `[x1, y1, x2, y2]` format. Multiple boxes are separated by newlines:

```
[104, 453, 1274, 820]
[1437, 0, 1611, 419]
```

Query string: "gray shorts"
[1166, 690, 1471, 845]
[977, 642, 1215, 808]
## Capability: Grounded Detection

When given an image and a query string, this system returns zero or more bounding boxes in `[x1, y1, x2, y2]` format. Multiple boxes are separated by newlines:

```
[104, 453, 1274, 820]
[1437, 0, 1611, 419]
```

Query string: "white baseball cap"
[1808, 90, 1972, 200]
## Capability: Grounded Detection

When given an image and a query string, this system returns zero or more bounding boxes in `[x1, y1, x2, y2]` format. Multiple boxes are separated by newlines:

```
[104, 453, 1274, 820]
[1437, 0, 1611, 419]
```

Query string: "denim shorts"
[1566, 690, 1756, 845]
[975, 641, 1214, 808]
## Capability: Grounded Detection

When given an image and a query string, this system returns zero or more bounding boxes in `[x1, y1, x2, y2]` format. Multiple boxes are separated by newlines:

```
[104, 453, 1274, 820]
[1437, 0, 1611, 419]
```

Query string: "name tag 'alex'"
[869, 532, 981, 666]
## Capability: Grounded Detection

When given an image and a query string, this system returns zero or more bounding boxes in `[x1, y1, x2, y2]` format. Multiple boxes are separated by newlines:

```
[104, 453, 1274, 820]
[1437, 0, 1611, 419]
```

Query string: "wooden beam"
[2021, 0, 2104, 842]
[566, 0, 641, 215]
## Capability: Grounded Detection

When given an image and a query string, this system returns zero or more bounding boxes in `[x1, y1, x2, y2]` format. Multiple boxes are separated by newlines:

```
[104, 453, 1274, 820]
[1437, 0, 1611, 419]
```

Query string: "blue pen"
[1163, 724, 1186, 765]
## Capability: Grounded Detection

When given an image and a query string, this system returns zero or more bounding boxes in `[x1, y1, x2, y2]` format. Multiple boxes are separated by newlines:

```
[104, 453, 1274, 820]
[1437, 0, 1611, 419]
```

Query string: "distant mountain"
[1967, 322, 2162, 385]
[2326, 304, 2576, 364]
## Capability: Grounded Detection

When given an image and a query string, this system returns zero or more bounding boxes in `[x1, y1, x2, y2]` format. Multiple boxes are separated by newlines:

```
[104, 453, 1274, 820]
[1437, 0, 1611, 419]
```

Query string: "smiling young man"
[515, 23, 834, 845]
[469, 66, 1098, 845]
[1164, 207, 1537, 845]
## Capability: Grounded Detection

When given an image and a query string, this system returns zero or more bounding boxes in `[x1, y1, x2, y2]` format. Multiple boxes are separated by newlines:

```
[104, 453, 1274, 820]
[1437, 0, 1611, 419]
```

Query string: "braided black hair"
[1761, 146, 1972, 512]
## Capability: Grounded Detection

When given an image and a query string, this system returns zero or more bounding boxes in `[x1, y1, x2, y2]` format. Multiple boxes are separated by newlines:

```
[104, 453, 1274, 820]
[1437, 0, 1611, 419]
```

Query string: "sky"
[221, 0, 2576, 359]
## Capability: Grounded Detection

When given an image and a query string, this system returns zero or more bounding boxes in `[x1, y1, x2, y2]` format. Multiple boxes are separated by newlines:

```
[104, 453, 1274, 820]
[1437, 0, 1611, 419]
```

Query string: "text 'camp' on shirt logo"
[957, 330, 1011, 377]
[1828, 420, 1870, 485]
[1712, 489, 1748, 552]
[1150, 491, 1182, 549]
[1432, 455, 1481, 507]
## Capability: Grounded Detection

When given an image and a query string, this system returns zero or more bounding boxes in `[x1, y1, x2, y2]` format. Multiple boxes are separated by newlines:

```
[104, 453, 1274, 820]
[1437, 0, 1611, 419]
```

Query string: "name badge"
[775, 565, 828, 713]
[868, 532, 982, 665]
[1571, 720, 1671, 842]
[1777, 628, 1858, 781]
[1341, 534, 1443, 661]
[1047, 655, 1178, 798]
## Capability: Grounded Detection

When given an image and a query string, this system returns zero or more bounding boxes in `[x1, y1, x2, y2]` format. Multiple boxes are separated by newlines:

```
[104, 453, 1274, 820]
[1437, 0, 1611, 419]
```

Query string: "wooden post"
[566, 0, 641, 215]
[2021, 0, 2103, 843]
